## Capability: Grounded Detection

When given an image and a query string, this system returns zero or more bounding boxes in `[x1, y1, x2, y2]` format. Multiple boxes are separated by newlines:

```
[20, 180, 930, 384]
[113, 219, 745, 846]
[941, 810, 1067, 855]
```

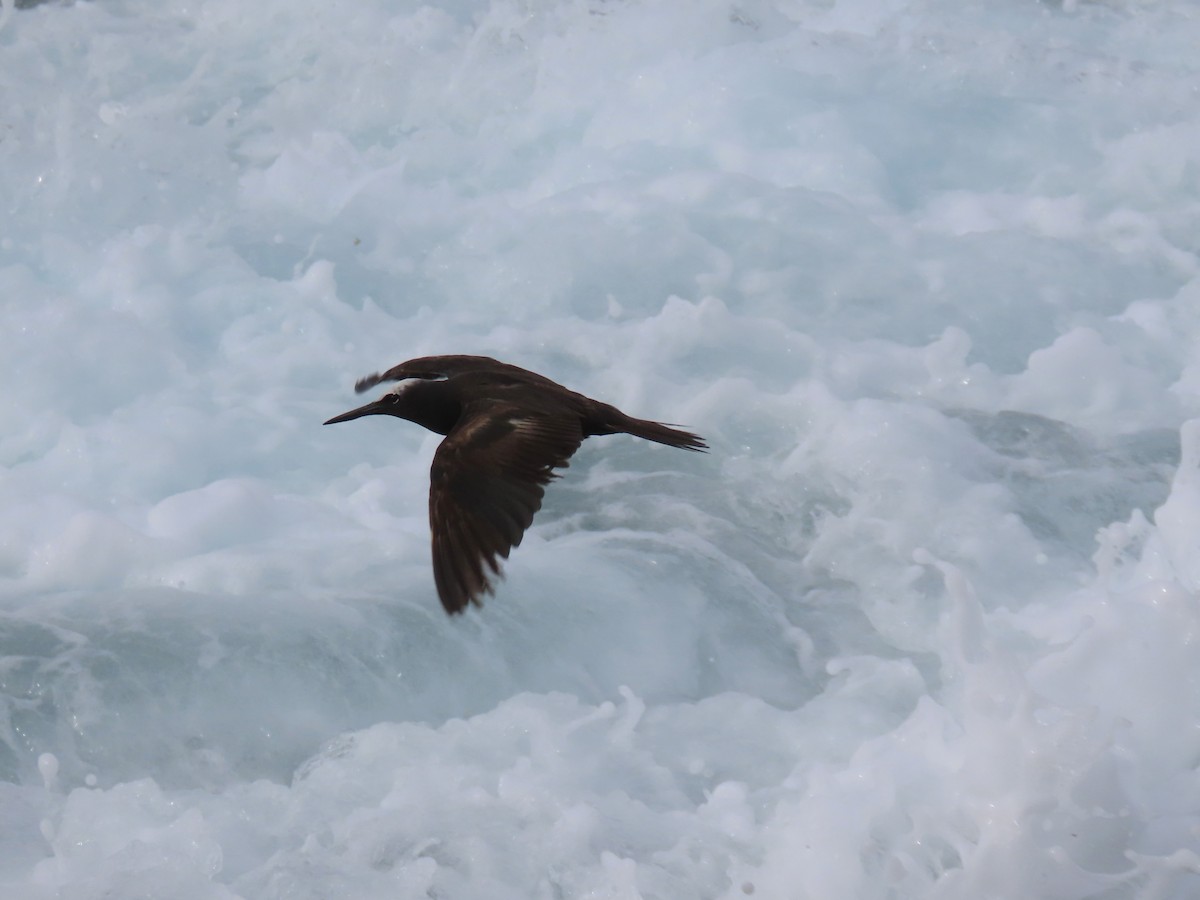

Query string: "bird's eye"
[387, 393, 401, 403]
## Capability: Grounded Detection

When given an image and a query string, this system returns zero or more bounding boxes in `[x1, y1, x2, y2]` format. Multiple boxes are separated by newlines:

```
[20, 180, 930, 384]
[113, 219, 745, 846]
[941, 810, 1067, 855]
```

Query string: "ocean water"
[2, 0, 1199, 896]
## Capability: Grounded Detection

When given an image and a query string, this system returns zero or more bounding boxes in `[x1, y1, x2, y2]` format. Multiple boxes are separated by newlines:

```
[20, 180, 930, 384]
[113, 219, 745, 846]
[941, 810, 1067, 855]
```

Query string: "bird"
[324, 355, 707, 614]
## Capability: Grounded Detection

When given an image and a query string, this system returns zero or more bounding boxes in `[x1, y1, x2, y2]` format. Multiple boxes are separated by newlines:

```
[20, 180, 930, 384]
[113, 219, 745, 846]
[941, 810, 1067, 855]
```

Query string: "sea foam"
[2, 0, 1199, 897]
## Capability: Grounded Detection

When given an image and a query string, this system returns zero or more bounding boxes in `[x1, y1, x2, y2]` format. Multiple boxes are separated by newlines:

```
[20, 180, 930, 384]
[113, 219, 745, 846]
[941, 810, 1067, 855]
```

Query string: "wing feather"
[429, 402, 583, 613]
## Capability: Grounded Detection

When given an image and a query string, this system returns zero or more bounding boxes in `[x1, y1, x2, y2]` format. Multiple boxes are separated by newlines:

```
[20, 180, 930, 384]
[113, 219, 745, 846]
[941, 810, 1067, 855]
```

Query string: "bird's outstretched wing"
[429, 402, 583, 614]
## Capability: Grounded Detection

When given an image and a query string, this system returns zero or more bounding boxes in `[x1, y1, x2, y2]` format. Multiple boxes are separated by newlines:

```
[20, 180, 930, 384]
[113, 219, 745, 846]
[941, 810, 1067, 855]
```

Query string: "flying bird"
[324, 355, 707, 614]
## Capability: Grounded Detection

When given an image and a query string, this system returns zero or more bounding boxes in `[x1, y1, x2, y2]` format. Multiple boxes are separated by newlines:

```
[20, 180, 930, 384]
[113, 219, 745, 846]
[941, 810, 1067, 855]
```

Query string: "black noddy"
[325, 355, 706, 614]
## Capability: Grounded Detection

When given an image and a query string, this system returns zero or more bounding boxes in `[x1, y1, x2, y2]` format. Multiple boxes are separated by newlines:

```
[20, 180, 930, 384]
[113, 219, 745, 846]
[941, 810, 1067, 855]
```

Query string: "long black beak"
[323, 398, 389, 425]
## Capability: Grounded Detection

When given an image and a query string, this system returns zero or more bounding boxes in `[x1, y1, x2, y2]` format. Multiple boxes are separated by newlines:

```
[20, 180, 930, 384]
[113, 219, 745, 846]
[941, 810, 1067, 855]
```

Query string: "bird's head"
[323, 373, 449, 425]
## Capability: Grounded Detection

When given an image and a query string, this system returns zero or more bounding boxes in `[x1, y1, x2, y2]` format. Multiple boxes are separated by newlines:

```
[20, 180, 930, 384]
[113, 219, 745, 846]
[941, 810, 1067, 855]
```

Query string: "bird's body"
[325, 355, 706, 614]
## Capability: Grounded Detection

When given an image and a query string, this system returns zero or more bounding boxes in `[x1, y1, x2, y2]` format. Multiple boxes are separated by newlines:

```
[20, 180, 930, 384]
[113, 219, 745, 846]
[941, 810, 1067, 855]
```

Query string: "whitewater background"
[2, 0, 1199, 897]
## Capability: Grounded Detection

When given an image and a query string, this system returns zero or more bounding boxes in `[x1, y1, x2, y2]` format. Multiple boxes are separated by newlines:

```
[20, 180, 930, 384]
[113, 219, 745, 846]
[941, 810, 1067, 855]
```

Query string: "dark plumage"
[324, 355, 706, 614]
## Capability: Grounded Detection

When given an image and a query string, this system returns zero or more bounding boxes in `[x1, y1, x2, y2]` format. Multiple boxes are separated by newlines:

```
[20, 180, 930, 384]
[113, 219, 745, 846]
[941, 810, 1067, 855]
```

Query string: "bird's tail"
[620, 416, 708, 452]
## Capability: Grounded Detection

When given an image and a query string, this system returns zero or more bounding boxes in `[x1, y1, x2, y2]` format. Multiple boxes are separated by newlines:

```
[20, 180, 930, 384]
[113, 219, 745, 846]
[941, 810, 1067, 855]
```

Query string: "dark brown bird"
[324, 355, 706, 614]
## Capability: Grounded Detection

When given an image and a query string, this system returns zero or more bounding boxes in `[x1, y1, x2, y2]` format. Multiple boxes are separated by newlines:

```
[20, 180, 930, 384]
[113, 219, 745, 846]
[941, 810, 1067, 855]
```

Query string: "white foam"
[2, 0, 1199, 896]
